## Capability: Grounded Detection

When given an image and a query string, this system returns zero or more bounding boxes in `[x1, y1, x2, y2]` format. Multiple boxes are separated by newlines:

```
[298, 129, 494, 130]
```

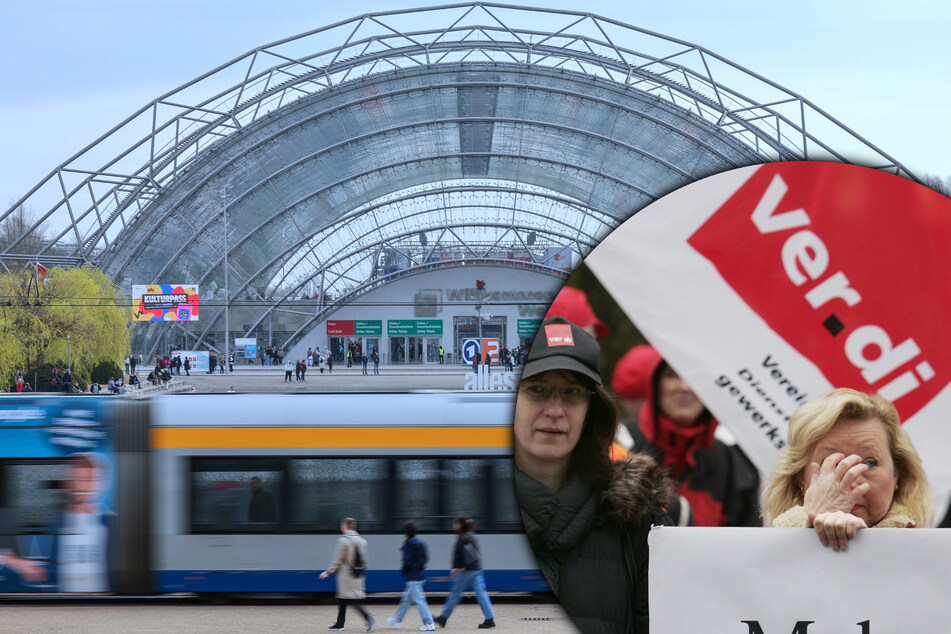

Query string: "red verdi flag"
[586, 163, 951, 494]
[36, 262, 48, 280]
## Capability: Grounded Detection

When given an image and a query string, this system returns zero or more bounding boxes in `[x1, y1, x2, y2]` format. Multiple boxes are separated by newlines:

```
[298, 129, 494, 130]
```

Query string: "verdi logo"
[544, 323, 574, 347]
[687, 163, 949, 421]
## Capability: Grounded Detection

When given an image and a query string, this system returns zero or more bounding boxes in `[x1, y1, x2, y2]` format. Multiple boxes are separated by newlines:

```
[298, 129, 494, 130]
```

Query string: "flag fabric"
[36, 263, 48, 280]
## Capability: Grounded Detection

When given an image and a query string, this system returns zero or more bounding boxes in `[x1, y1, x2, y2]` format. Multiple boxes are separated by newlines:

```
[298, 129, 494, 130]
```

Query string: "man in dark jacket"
[433, 516, 494, 629]
[386, 522, 435, 630]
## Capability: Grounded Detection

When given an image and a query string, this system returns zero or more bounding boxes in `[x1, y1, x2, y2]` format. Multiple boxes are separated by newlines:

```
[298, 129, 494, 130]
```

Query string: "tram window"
[288, 459, 387, 533]
[441, 459, 495, 532]
[190, 458, 283, 533]
[489, 459, 522, 531]
[1, 461, 68, 531]
[394, 460, 442, 532]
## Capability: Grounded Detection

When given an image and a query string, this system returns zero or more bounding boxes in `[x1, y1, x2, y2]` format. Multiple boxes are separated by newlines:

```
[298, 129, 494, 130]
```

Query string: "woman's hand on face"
[802, 452, 870, 516]
[807, 510, 868, 551]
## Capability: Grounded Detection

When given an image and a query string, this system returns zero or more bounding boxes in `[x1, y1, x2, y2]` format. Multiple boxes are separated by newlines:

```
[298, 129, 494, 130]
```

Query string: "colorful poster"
[0, 398, 115, 593]
[586, 163, 951, 495]
[234, 338, 256, 360]
[172, 350, 209, 372]
[132, 284, 200, 321]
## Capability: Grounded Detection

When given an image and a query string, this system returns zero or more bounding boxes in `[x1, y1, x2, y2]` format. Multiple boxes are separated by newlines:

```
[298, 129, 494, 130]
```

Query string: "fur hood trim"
[600, 451, 674, 526]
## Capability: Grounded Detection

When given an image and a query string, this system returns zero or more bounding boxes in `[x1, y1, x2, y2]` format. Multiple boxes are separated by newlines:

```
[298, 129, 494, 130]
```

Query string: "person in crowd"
[183, 356, 191, 377]
[432, 515, 495, 630]
[362, 351, 369, 375]
[512, 316, 672, 634]
[624, 345, 760, 527]
[387, 521, 435, 631]
[284, 360, 293, 382]
[61, 368, 73, 393]
[372, 349, 380, 375]
[247, 476, 276, 523]
[544, 285, 611, 339]
[319, 518, 378, 632]
[762, 388, 932, 551]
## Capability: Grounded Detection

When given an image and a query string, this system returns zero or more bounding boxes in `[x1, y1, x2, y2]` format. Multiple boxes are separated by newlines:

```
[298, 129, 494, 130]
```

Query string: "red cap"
[545, 287, 610, 338]
[612, 344, 661, 400]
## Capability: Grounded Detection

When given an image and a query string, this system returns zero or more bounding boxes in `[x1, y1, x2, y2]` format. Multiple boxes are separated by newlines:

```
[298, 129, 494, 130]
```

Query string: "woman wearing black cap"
[513, 316, 672, 634]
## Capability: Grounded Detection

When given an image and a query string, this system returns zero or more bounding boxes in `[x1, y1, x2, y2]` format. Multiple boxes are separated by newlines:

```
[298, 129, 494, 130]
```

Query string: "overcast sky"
[3, 0, 950, 211]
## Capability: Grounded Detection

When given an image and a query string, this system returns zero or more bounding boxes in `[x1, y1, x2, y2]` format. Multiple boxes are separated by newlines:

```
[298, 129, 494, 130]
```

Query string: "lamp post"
[67, 334, 71, 371]
[221, 190, 230, 373]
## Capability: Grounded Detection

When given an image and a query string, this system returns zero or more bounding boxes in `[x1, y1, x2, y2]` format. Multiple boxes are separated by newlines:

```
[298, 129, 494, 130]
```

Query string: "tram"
[0, 393, 547, 595]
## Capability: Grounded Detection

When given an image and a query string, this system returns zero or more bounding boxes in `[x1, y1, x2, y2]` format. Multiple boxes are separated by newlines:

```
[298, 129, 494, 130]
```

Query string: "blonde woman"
[762, 388, 932, 551]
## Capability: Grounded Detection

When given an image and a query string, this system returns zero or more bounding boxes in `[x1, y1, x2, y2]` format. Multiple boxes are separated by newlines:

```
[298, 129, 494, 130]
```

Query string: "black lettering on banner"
[741, 621, 814, 634]
[740, 621, 870, 633]
[713, 374, 785, 450]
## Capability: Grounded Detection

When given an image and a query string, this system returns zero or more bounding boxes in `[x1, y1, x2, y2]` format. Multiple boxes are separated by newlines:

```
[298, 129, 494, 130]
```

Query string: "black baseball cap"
[522, 316, 602, 385]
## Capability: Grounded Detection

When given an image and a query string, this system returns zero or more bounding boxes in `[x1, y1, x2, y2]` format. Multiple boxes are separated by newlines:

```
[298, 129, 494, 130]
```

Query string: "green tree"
[0, 264, 130, 388]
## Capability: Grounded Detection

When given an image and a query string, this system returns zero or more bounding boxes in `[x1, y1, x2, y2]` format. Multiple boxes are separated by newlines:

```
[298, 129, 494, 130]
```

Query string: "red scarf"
[638, 397, 718, 479]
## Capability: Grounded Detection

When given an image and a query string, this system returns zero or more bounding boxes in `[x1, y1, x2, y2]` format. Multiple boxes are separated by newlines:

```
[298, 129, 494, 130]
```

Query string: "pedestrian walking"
[362, 352, 369, 375]
[438, 345, 444, 364]
[319, 518, 378, 633]
[433, 516, 495, 629]
[183, 356, 191, 377]
[372, 350, 380, 375]
[387, 522, 435, 631]
[327, 353, 334, 374]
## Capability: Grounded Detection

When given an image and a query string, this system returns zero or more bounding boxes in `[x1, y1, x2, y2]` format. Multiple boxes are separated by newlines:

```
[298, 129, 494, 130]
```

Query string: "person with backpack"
[433, 516, 495, 629]
[319, 517, 378, 632]
[387, 521, 435, 631]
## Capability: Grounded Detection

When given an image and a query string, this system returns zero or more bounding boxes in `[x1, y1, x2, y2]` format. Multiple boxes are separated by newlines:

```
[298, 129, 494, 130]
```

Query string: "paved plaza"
[145, 362, 522, 394]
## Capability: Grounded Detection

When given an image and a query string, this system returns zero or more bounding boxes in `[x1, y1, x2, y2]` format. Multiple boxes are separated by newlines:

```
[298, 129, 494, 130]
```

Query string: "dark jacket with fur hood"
[516, 452, 673, 634]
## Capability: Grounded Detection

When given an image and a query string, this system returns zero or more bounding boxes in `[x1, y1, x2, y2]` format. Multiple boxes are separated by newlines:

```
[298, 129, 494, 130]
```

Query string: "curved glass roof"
[0, 3, 915, 357]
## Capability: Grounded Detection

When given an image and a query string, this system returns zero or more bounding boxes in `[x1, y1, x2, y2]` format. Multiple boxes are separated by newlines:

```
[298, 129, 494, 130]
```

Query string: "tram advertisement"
[0, 398, 115, 592]
[586, 162, 951, 494]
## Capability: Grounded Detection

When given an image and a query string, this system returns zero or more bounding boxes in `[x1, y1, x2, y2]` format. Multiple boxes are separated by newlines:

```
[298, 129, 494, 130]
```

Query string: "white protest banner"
[586, 163, 951, 494]
[649, 527, 951, 633]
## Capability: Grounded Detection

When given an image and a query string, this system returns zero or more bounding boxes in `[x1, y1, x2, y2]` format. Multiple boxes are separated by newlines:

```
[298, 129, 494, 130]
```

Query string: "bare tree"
[0, 204, 48, 271]
[923, 174, 951, 198]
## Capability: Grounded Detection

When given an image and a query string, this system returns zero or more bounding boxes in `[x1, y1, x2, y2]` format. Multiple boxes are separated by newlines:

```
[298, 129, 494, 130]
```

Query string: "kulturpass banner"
[132, 284, 200, 321]
[649, 527, 951, 633]
[586, 162, 951, 495]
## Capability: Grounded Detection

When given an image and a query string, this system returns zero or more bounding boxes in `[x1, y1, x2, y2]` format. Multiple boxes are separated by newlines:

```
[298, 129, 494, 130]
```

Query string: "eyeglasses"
[519, 383, 594, 405]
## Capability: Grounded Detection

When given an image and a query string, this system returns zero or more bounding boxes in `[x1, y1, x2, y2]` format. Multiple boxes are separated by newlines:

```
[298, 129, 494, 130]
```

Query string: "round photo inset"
[513, 162, 951, 633]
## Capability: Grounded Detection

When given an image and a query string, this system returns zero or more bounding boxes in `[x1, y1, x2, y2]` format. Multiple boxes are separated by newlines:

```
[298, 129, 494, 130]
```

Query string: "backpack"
[349, 537, 367, 578]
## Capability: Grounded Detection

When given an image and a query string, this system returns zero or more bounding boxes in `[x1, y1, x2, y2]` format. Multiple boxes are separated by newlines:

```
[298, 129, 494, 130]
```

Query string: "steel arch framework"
[0, 3, 915, 358]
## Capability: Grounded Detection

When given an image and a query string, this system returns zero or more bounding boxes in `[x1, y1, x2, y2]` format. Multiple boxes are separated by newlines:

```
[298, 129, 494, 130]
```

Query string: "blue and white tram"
[150, 392, 546, 594]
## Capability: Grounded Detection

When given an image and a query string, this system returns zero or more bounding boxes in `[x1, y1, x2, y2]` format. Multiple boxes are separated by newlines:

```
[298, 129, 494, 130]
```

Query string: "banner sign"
[132, 284, 199, 321]
[234, 338, 256, 360]
[172, 350, 208, 372]
[327, 320, 383, 336]
[518, 319, 542, 336]
[387, 319, 443, 335]
[650, 527, 951, 633]
[585, 163, 951, 493]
